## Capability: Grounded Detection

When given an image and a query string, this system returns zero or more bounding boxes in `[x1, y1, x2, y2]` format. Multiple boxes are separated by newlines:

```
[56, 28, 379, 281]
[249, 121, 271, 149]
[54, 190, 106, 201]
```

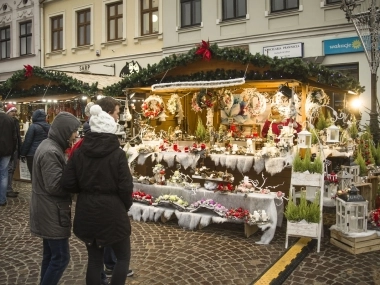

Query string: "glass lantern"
[336, 185, 368, 234]
[341, 157, 360, 184]
[337, 170, 353, 191]
[297, 130, 312, 148]
[326, 125, 340, 143]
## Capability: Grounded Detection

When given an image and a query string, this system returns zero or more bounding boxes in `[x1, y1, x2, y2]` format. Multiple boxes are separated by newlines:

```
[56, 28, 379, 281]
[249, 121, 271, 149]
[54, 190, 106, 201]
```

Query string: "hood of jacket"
[32, 109, 47, 123]
[48, 112, 80, 150]
[80, 132, 120, 158]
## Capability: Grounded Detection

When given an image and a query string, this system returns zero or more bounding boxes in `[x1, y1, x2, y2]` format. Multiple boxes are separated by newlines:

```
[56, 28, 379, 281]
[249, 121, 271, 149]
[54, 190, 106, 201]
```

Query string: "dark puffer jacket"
[21, 109, 50, 157]
[61, 132, 133, 246]
[30, 112, 80, 239]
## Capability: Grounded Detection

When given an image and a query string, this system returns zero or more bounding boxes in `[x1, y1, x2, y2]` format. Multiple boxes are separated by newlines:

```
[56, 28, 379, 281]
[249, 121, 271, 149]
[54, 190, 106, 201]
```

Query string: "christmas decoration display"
[225, 207, 250, 221]
[24, 64, 33, 77]
[357, 131, 375, 168]
[154, 194, 189, 210]
[369, 209, 380, 227]
[141, 95, 167, 121]
[132, 191, 153, 205]
[285, 191, 320, 224]
[167, 94, 184, 124]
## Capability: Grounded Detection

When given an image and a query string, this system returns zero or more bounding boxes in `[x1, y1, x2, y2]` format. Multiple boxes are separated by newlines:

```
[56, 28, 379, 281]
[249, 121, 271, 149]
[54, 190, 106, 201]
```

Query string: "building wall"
[41, 0, 163, 76]
[162, 0, 376, 125]
[0, 0, 40, 81]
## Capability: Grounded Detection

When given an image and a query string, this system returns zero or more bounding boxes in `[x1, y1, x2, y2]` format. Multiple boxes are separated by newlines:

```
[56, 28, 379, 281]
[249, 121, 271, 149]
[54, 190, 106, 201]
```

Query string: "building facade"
[41, 0, 163, 78]
[162, 0, 376, 125]
[0, 0, 41, 81]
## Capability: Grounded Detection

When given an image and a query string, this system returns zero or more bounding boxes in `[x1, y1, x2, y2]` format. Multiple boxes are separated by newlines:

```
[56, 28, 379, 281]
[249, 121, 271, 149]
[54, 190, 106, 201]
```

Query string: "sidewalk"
[1, 181, 379, 285]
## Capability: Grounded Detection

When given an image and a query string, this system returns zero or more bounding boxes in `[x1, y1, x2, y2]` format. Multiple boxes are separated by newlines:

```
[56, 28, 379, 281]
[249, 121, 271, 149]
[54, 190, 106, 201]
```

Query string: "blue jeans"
[0, 156, 11, 204]
[40, 238, 70, 285]
[101, 246, 117, 280]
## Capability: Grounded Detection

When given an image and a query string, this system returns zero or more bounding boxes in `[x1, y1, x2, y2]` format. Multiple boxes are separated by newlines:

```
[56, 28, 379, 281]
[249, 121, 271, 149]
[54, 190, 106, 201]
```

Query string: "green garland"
[0, 66, 98, 99]
[103, 43, 364, 96]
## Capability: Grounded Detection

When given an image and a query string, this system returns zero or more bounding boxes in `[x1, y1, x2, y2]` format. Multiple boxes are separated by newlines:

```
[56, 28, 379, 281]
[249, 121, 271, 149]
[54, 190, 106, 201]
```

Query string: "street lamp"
[341, 0, 380, 144]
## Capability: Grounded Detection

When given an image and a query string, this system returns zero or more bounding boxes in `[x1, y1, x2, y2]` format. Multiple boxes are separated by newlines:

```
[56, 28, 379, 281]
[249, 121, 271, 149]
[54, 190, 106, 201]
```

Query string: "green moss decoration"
[285, 191, 320, 223]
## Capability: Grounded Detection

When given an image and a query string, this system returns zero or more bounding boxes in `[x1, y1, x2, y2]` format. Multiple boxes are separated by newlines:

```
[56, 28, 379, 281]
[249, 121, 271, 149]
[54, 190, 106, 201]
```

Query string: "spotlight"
[82, 96, 88, 100]
[97, 95, 104, 100]
[279, 83, 292, 98]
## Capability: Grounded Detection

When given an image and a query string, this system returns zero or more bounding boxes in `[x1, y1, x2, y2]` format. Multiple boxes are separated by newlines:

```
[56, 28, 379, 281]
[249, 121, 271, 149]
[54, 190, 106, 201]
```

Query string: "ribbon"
[195, 40, 212, 61]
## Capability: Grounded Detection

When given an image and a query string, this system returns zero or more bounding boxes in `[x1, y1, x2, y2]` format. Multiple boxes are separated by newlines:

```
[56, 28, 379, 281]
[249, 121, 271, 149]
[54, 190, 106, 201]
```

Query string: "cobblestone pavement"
[0, 181, 292, 285]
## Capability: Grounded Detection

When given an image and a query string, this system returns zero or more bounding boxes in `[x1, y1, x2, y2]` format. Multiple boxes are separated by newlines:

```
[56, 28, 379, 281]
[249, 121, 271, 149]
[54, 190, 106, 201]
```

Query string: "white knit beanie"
[89, 105, 117, 134]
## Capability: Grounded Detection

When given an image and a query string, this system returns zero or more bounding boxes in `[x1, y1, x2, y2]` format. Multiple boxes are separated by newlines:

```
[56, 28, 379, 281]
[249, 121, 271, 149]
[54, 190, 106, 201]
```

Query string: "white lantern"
[341, 158, 361, 184]
[336, 186, 368, 234]
[337, 170, 353, 190]
[297, 130, 312, 148]
[326, 125, 340, 143]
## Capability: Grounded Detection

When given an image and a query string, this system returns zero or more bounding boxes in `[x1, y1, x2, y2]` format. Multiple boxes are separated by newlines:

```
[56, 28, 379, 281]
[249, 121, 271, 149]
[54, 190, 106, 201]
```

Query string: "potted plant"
[292, 149, 323, 187]
[285, 191, 321, 238]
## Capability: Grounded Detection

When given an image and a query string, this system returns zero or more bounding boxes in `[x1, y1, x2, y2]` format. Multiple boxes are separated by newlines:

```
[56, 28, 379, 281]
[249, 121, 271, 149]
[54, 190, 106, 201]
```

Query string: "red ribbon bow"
[24, 65, 33, 77]
[195, 40, 212, 61]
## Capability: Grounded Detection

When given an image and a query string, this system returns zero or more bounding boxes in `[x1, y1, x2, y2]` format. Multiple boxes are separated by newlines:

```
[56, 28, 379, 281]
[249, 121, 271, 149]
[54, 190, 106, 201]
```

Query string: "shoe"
[104, 267, 113, 276]
[100, 278, 110, 285]
[6, 192, 18, 198]
[127, 269, 134, 277]
[0, 202, 6, 206]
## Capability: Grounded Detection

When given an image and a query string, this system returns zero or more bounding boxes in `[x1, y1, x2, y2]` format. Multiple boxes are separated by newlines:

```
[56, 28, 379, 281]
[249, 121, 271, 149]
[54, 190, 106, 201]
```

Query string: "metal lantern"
[297, 130, 312, 148]
[336, 185, 368, 234]
[337, 170, 353, 190]
[326, 125, 340, 143]
[341, 157, 361, 184]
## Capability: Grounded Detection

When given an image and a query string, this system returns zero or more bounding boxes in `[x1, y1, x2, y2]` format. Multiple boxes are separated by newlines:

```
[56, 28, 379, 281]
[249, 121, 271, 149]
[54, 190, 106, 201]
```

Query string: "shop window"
[271, 0, 299, 13]
[107, 1, 123, 41]
[0, 26, 10, 59]
[222, 0, 246, 20]
[141, 0, 159, 35]
[326, 0, 341, 4]
[20, 21, 32, 55]
[77, 9, 91, 46]
[51, 15, 63, 51]
[181, 0, 201, 27]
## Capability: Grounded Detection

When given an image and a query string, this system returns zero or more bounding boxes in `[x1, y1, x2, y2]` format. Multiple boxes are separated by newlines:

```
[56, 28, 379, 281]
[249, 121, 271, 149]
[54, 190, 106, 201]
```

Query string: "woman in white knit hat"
[61, 104, 133, 285]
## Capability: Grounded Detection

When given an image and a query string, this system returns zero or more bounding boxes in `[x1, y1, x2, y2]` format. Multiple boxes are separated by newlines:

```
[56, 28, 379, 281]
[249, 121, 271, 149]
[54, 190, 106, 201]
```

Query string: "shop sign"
[263, 42, 303, 58]
[119, 61, 141, 77]
[323, 37, 364, 55]
[79, 64, 90, 72]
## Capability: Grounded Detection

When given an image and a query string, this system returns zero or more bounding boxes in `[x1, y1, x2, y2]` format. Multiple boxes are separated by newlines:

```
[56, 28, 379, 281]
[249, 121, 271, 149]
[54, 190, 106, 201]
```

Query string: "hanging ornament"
[141, 95, 167, 121]
[167, 94, 184, 124]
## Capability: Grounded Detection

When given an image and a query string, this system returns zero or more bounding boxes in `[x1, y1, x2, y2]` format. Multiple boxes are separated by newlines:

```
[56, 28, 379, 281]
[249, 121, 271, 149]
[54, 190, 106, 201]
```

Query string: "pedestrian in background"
[62, 105, 133, 285]
[30, 112, 80, 285]
[0, 101, 17, 206]
[20, 109, 50, 178]
[5, 104, 21, 198]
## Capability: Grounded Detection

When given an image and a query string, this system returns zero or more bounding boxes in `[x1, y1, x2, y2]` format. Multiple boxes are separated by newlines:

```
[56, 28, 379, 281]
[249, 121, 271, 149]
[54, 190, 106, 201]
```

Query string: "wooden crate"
[330, 229, 380, 254]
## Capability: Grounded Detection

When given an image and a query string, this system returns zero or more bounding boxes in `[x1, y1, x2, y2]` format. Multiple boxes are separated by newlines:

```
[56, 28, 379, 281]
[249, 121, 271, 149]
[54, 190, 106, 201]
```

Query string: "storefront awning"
[5, 93, 84, 104]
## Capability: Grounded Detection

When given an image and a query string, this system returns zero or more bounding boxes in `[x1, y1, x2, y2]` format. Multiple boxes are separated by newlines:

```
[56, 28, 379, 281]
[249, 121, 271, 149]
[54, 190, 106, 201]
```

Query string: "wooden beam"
[301, 84, 308, 122]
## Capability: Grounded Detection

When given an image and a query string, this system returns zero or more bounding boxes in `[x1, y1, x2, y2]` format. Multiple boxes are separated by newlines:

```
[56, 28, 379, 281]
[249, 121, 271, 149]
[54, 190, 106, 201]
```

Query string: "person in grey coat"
[30, 112, 80, 285]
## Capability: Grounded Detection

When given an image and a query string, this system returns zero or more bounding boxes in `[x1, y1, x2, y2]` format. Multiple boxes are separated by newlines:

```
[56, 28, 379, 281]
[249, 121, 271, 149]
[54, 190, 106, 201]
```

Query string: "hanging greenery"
[103, 43, 364, 96]
[0, 66, 98, 99]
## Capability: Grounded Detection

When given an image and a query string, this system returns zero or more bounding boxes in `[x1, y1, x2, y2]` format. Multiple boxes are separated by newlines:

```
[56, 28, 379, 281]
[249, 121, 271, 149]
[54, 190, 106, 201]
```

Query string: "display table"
[129, 182, 284, 244]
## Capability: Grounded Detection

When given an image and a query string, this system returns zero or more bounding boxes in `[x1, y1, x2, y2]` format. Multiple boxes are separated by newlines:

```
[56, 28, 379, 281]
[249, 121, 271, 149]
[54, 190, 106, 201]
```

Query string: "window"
[77, 9, 91, 46]
[0, 26, 10, 59]
[271, 0, 298, 13]
[326, 0, 341, 4]
[141, 0, 159, 35]
[181, 0, 201, 27]
[51, 15, 63, 51]
[222, 0, 246, 20]
[107, 2, 123, 41]
[20, 21, 32, 55]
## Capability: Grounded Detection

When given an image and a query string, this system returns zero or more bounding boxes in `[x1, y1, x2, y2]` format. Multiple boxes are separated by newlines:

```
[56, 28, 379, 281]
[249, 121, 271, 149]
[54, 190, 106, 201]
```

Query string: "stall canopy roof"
[5, 93, 85, 104]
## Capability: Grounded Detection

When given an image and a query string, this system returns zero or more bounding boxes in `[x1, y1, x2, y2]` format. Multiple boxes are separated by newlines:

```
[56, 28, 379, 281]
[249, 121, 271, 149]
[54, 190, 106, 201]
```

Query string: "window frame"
[51, 15, 63, 51]
[107, 1, 123, 42]
[270, 0, 299, 13]
[140, 0, 159, 35]
[77, 8, 91, 46]
[325, 0, 341, 5]
[19, 20, 32, 56]
[0, 26, 11, 59]
[180, 0, 202, 28]
[222, 0, 247, 21]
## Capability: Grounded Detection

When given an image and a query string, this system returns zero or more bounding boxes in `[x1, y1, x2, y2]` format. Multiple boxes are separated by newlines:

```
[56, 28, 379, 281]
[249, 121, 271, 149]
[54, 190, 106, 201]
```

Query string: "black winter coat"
[21, 110, 50, 156]
[0, 111, 16, 157]
[61, 132, 133, 246]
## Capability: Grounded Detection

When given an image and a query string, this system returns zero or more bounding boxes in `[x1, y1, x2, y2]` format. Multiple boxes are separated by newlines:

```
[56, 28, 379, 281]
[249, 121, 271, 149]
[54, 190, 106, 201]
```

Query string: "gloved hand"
[21, 156, 26, 163]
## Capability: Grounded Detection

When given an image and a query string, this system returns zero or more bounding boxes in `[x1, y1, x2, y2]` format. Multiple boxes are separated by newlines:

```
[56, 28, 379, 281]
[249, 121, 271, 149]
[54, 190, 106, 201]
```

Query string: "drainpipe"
[39, 0, 46, 68]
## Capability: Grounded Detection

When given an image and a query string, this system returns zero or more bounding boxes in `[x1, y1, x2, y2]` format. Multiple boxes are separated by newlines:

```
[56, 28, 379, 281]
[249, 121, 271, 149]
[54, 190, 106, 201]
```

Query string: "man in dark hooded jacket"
[30, 112, 80, 285]
[20, 109, 50, 177]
